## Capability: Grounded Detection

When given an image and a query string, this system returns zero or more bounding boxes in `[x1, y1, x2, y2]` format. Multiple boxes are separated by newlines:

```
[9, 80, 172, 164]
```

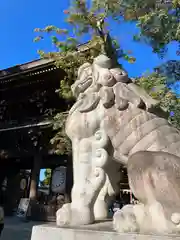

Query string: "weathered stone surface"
[56, 54, 180, 235]
[31, 223, 180, 240]
[113, 151, 180, 234]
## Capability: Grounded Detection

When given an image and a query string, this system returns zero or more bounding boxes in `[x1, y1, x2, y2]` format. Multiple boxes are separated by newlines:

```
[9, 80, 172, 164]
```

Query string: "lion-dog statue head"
[69, 54, 159, 116]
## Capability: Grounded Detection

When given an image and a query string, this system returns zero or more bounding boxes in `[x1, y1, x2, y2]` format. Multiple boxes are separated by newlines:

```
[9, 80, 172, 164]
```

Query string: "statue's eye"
[101, 72, 116, 87]
[104, 73, 113, 80]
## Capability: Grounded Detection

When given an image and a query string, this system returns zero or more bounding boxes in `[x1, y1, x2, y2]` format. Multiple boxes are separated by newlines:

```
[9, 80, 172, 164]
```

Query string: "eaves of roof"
[0, 58, 56, 82]
[0, 41, 91, 82]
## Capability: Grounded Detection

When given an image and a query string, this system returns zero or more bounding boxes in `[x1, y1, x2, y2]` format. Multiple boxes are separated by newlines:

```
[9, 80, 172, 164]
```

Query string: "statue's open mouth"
[72, 77, 93, 97]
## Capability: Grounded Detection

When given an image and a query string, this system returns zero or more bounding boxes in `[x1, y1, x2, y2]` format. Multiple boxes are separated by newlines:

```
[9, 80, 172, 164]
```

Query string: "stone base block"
[31, 221, 180, 240]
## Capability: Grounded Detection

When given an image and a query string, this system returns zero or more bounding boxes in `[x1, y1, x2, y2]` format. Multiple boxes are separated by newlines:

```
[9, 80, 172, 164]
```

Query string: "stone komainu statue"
[56, 54, 180, 234]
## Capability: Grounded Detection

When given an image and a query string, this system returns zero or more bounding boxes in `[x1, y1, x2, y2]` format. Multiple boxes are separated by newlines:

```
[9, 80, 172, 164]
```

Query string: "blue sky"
[0, 0, 179, 78]
[40, 169, 46, 182]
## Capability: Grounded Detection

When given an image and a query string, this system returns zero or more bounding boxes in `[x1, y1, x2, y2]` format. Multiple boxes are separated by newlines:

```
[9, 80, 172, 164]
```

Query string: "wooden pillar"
[29, 155, 42, 200]
[5, 168, 20, 215]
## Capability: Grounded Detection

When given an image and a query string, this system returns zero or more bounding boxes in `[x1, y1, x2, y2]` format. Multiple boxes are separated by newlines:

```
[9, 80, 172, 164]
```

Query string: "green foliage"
[101, 0, 180, 56]
[136, 9, 180, 56]
[155, 60, 180, 84]
[34, 0, 179, 155]
[136, 72, 167, 99]
[40, 168, 52, 187]
[34, 0, 137, 155]
[50, 112, 72, 155]
[136, 72, 180, 129]
[93, 0, 179, 57]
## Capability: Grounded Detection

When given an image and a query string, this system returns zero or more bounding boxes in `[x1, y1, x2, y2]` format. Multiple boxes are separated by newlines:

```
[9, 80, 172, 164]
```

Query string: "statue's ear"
[113, 82, 143, 110]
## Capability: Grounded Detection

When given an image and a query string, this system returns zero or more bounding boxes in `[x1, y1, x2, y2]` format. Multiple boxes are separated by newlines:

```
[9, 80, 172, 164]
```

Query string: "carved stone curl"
[56, 54, 180, 235]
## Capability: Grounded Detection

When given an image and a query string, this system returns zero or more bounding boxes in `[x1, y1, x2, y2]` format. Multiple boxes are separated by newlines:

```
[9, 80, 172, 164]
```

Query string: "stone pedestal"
[31, 222, 180, 240]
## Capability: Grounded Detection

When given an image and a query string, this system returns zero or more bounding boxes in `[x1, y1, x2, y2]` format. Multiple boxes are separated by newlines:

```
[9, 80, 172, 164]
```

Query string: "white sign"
[17, 198, 30, 219]
[20, 178, 27, 190]
[51, 166, 67, 193]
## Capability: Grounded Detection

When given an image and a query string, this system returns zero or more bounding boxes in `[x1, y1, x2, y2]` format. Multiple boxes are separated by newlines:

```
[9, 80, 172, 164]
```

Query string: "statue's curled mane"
[70, 55, 159, 114]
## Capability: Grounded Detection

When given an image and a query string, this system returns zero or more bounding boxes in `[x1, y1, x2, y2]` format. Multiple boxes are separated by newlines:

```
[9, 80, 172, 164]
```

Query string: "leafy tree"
[155, 60, 180, 85]
[136, 71, 180, 129]
[40, 169, 52, 187]
[34, 0, 180, 155]
[34, 0, 136, 155]
[102, 0, 180, 56]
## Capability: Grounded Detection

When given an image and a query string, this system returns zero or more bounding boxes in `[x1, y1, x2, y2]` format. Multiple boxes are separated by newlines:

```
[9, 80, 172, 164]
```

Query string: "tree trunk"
[29, 155, 42, 200]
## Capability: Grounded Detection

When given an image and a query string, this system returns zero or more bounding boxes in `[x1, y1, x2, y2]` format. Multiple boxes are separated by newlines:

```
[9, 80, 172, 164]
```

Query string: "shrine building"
[0, 58, 73, 220]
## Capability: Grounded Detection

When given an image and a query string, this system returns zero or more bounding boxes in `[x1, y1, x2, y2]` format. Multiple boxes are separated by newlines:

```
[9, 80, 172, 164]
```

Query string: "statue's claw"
[56, 203, 94, 226]
[113, 205, 139, 233]
[56, 203, 71, 226]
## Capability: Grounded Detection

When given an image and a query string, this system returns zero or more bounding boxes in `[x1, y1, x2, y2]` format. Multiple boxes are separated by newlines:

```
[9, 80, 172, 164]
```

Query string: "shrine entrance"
[29, 163, 73, 222]
[0, 58, 73, 221]
[0, 154, 73, 221]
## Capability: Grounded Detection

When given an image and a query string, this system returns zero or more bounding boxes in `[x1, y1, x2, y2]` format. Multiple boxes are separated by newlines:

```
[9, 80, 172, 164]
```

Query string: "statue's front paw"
[113, 205, 139, 233]
[56, 203, 71, 226]
[56, 203, 94, 226]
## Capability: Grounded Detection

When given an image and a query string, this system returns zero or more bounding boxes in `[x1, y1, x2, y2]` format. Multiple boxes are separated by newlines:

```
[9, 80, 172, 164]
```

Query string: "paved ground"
[1, 217, 48, 240]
